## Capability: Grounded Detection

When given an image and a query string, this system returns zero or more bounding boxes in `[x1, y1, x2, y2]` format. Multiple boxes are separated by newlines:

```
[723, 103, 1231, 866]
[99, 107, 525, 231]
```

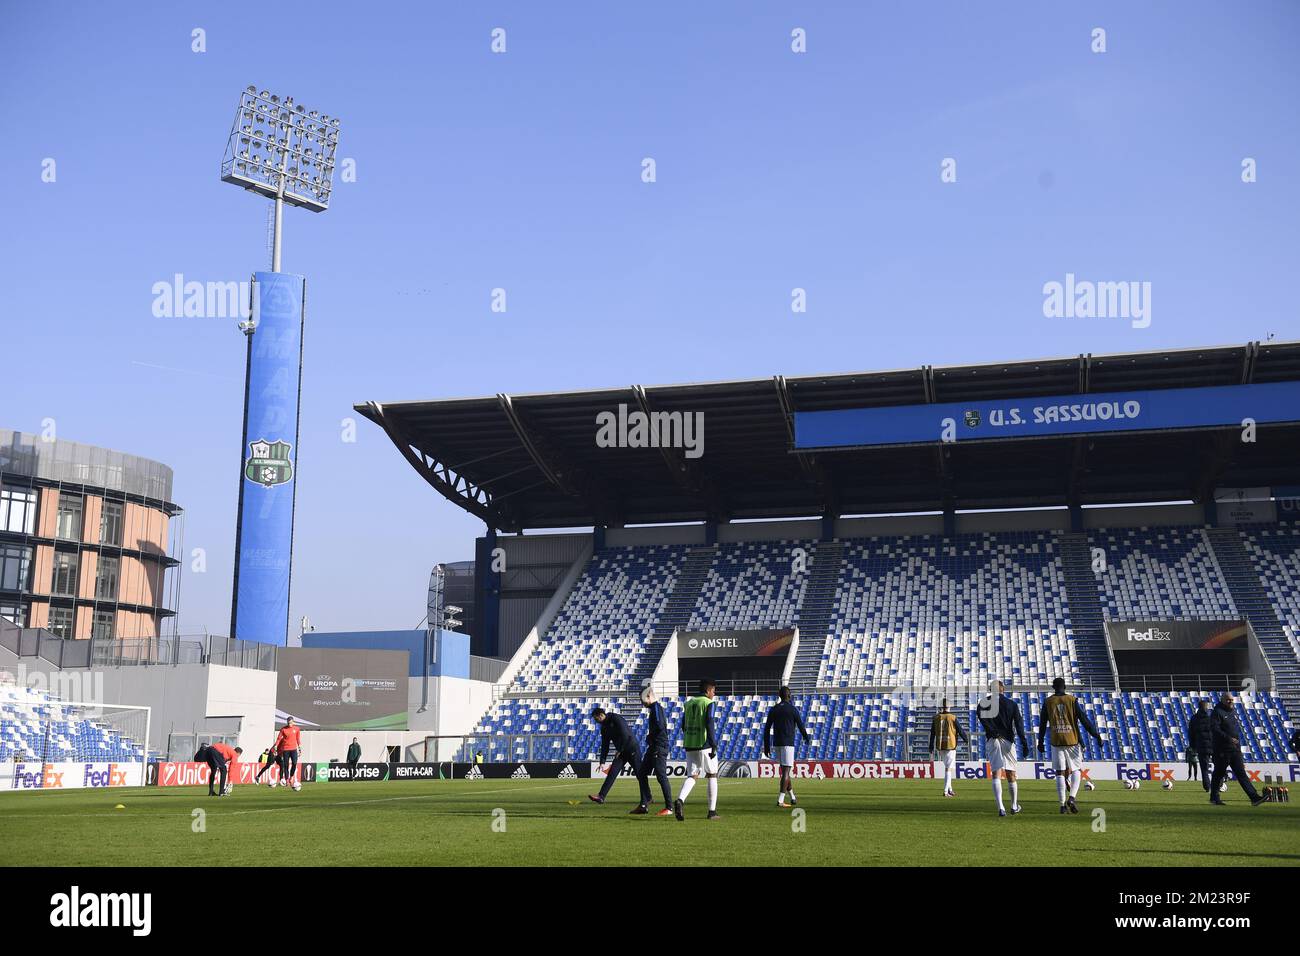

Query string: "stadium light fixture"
[220, 85, 341, 270]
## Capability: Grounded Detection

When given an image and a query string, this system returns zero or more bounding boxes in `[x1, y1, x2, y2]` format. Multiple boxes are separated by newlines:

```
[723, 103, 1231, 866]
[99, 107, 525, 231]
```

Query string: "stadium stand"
[1089, 526, 1237, 621]
[471, 523, 1300, 765]
[0, 684, 146, 763]
[687, 539, 809, 631]
[1231, 524, 1300, 712]
[511, 545, 687, 691]
[820, 532, 1075, 688]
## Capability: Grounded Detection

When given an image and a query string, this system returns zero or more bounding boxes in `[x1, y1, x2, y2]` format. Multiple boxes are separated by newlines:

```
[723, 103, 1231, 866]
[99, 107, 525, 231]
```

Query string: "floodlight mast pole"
[272, 142, 288, 270]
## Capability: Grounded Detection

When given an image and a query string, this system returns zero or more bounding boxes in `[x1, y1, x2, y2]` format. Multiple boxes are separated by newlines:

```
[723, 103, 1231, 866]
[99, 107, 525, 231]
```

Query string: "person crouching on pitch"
[929, 697, 968, 797]
[195, 742, 241, 797]
[1037, 677, 1104, 814]
[589, 706, 650, 811]
[764, 686, 811, 807]
[638, 688, 675, 816]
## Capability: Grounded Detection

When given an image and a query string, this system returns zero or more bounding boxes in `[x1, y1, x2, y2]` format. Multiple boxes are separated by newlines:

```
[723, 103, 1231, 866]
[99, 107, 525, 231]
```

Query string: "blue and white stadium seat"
[0, 684, 146, 763]
[820, 533, 1074, 687]
[1089, 526, 1238, 621]
[1241, 524, 1300, 659]
[512, 545, 687, 691]
[687, 539, 809, 630]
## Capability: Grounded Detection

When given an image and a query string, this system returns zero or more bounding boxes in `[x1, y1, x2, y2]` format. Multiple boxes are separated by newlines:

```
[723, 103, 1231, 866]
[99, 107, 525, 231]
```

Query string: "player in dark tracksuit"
[1187, 700, 1214, 791]
[1209, 693, 1265, 807]
[764, 686, 811, 807]
[588, 707, 648, 810]
[636, 688, 674, 816]
[976, 683, 1030, 817]
[194, 742, 242, 797]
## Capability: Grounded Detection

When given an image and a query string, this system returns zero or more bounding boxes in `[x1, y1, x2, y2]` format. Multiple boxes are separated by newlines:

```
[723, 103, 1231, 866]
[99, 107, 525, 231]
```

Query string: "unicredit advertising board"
[276, 647, 409, 731]
[794, 380, 1300, 450]
[1105, 620, 1247, 652]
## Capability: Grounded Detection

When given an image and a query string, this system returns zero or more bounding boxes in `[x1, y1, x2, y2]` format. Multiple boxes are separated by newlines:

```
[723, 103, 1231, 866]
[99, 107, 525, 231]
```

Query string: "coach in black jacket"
[1208, 693, 1265, 807]
[1186, 700, 1214, 792]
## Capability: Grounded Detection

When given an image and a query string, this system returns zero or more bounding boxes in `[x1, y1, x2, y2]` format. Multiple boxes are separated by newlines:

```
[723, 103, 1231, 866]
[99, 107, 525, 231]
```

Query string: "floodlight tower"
[221, 87, 341, 647]
[221, 86, 340, 266]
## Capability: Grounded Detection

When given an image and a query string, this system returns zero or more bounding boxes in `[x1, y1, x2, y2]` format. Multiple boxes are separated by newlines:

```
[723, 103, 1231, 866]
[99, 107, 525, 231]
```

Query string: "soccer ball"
[291, 779, 302, 792]
[267, 777, 278, 788]
[1084, 780, 1096, 792]
[222, 782, 233, 796]
[1132, 779, 1141, 790]
[1161, 780, 1174, 791]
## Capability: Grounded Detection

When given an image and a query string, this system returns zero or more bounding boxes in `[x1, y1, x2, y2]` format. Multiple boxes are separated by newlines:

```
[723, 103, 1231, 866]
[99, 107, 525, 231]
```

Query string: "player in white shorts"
[977, 680, 1031, 817]
[929, 698, 969, 797]
[763, 686, 812, 808]
[1037, 677, 1104, 814]
[686, 748, 720, 777]
[676, 679, 722, 820]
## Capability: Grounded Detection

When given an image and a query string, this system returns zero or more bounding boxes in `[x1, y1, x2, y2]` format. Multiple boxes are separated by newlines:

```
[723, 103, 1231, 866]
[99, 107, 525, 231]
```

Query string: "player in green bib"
[675, 679, 720, 820]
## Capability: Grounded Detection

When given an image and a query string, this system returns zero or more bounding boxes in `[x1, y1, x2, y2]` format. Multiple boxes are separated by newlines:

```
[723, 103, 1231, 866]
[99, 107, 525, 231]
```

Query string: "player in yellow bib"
[1036, 677, 1104, 814]
[928, 698, 969, 797]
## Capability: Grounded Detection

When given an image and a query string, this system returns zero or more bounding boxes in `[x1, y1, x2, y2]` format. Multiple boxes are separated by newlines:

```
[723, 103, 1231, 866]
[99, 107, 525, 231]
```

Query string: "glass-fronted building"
[0, 429, 181, 647]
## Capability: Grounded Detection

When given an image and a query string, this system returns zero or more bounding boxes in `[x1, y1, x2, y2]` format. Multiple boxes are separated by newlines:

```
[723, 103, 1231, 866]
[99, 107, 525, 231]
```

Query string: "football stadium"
[3, 0, 1299, 936]
[4, 342, 1299, 877]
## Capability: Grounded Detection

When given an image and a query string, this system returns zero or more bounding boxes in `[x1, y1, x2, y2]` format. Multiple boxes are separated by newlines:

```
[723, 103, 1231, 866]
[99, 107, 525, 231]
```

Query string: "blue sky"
[1, 2, 1297, 637]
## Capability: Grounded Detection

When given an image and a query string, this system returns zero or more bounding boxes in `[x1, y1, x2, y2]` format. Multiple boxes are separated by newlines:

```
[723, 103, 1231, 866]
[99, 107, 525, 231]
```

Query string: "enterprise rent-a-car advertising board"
[276, 647, 409, 730]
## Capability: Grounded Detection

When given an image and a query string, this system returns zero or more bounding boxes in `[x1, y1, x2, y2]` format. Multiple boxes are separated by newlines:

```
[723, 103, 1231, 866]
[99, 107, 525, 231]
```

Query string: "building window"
[51, 551, 78, 596]
[0, 486, 37, 534]
[99, 500, 124, 546]
[95, 554, 119, 601]
[47, 605, 74, 639]
[56, 493, 84, 541]
[0, 544, 32, 591]
[0, 602, 25, 627]
[92, 609, 115, 641]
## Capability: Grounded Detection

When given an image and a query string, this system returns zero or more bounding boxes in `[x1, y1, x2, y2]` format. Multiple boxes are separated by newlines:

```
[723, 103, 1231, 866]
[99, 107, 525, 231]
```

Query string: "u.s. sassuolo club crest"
[245, 438, 293, 488]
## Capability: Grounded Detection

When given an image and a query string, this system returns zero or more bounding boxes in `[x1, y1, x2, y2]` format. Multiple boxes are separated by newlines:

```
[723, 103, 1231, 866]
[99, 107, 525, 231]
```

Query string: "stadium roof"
[358, 340, 1300, 532]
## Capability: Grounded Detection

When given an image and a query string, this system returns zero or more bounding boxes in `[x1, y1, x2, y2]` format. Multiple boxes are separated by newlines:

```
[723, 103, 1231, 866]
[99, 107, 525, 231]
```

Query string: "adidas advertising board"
[438, 762, 593, 780]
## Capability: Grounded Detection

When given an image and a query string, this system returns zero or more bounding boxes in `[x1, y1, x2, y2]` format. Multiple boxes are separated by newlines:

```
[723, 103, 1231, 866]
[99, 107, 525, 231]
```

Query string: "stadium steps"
[905, 703, 938, 761]
[1056, 533, 1117, 689]
[787, 540, 846, 694]
[619, 545, 718, 718]
[1204, 527, 1300, 718]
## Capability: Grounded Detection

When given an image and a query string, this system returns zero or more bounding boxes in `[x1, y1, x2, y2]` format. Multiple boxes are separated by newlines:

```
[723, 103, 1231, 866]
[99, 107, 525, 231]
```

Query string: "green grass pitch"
[1, 777, 1296, 866]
